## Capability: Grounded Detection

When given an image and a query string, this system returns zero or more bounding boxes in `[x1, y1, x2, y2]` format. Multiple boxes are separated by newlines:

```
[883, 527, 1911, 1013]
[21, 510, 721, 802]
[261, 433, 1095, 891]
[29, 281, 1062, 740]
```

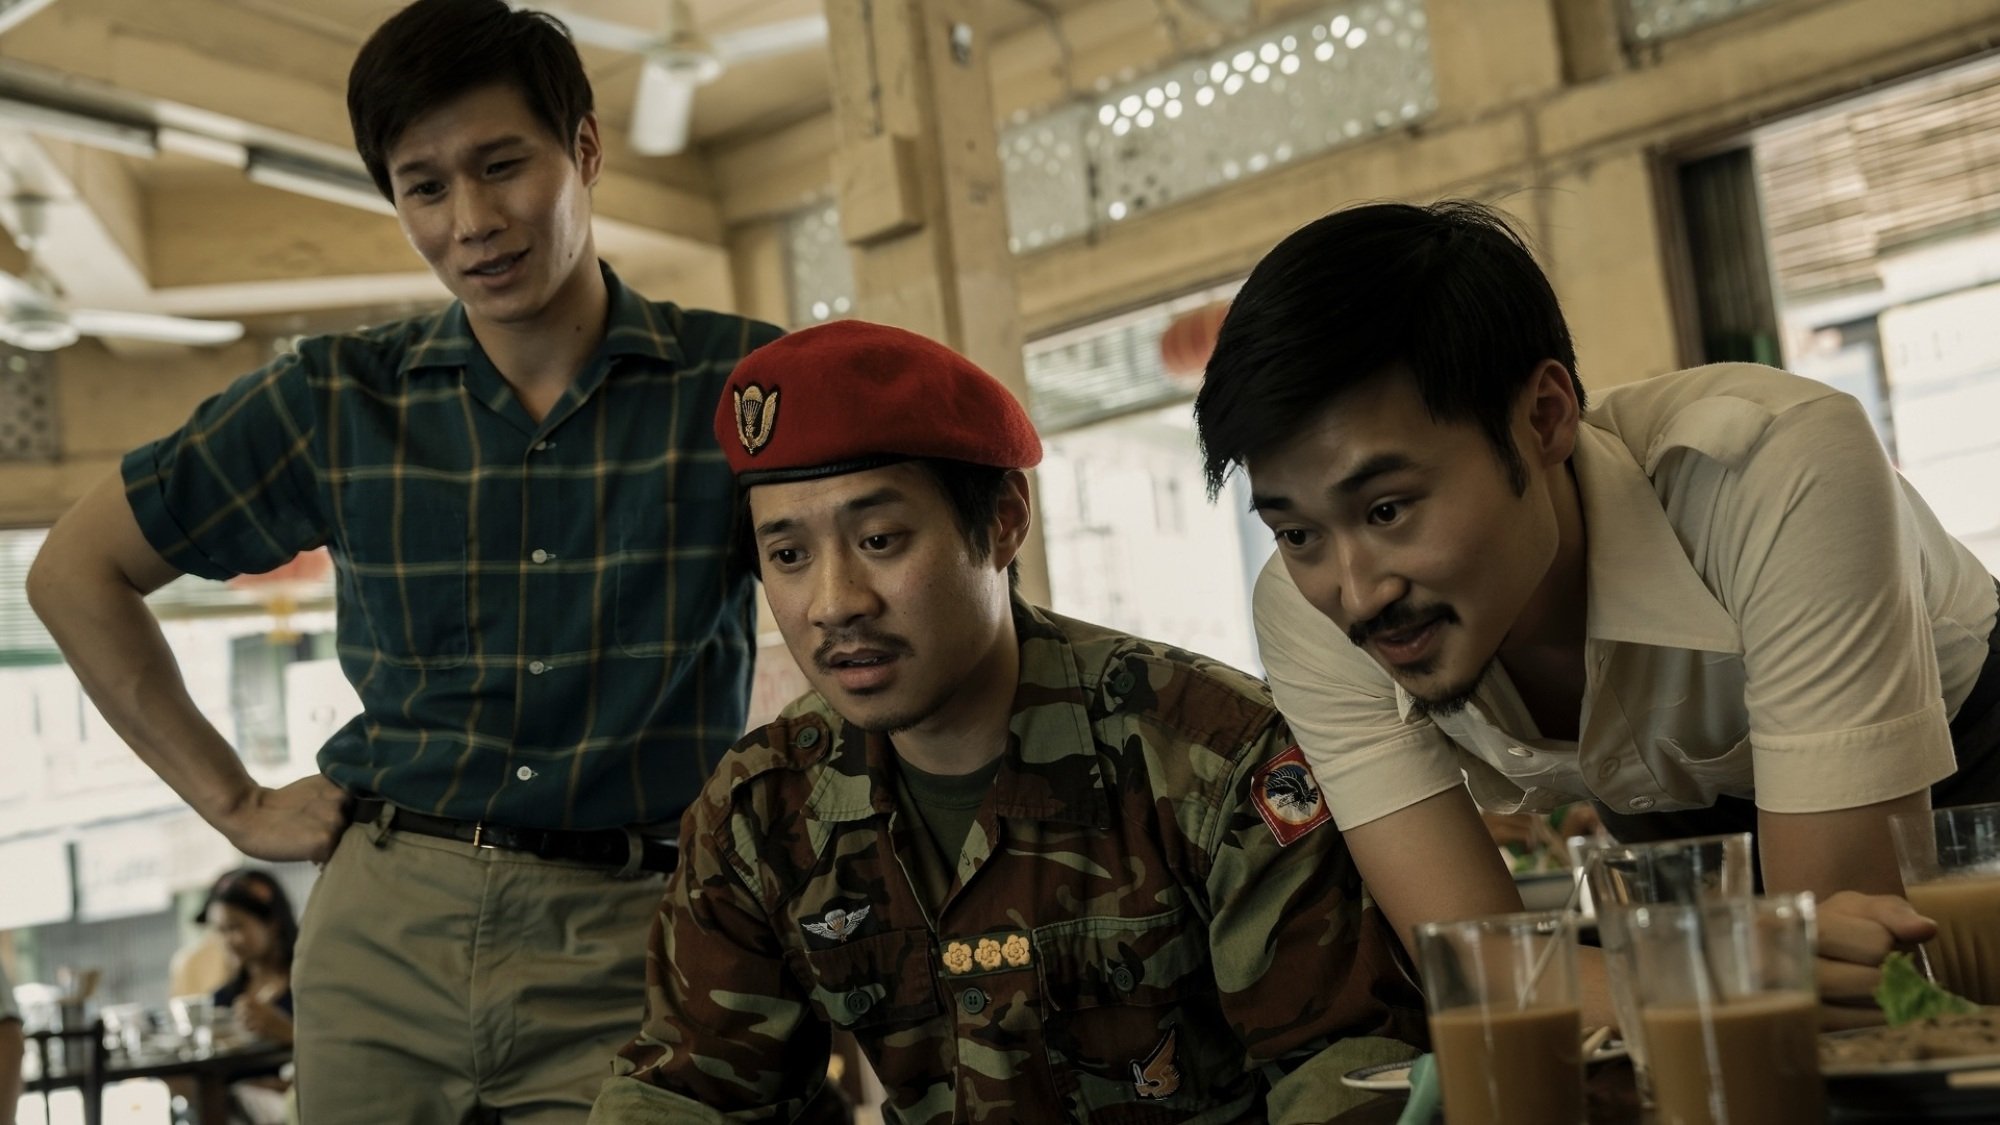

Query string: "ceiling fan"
[529, 0, 829, 156]
[0, 195, 243, 351]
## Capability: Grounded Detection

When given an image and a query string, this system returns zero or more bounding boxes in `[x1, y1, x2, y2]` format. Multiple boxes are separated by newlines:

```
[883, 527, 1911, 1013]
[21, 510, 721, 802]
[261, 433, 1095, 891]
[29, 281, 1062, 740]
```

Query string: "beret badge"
[734, 384, 779, 455]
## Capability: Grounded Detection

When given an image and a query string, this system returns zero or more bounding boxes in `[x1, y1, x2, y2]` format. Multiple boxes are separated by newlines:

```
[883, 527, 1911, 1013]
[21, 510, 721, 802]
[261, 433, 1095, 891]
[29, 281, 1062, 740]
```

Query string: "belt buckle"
[471, 822, 497, 850]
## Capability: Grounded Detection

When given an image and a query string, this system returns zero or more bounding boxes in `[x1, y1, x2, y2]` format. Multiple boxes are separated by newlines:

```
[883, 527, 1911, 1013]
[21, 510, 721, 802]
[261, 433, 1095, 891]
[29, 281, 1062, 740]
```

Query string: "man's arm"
[26, 472, 346, 862]
[1203, 719, 1439, 1123]
[592, 813, 837, 1123]
[1762, 792, 1939, 1026]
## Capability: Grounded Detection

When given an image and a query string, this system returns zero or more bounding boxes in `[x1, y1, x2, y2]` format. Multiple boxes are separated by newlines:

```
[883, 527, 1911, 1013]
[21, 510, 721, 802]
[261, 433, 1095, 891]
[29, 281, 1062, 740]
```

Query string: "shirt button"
[516, 766, 536, 781]
[1599, 760, 1620, 781]
[1110, 669, 1136, 694]
[533, 440, 552, 452]
[796, 726, 821, 750]
[528, 660, 548, 676]
[959, 988, 987, 1015]
[1506, 746, 1533, 758]
[844, 990, 873, 1017]
[530, 548, 552, 564]
[1628, 796, 1656, 811]
[1111, 966, 1136, 993]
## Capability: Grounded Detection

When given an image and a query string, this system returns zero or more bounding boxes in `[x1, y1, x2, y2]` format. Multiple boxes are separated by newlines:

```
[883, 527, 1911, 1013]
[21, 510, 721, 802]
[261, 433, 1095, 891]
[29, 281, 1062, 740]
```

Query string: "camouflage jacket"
[592, 603, 1425, 1125]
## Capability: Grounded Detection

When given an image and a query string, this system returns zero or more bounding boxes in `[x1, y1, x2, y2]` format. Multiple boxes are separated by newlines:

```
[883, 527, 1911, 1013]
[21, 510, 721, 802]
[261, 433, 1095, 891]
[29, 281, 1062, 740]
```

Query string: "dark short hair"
[1195, 200, 1582, 496]
[739, 459, 1022, 590]
[195, 868, 300, 970]
[347, 0, 594, 199]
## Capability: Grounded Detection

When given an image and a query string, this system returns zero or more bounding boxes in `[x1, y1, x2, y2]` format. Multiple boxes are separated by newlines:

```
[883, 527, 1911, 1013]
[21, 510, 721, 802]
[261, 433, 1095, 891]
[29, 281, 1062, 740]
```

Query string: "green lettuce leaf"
[1877, 951, 1979, 1025]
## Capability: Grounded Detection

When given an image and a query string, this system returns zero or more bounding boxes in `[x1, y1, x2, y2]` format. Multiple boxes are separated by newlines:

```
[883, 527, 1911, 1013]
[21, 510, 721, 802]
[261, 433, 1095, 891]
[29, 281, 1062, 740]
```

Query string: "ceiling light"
[244, 151, 393, 216]
[0, 95, 156, 157]
[159, 127, 249, 167]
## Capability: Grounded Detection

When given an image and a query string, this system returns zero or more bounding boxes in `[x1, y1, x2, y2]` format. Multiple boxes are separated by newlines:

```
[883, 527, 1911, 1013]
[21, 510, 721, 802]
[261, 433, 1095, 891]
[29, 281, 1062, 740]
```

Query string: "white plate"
[1339, 1039, 1630, 1092]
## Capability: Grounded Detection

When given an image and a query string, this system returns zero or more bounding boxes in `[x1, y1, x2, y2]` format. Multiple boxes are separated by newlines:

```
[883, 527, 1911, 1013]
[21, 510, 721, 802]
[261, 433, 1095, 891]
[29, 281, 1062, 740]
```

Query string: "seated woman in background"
[196, 869, 297, 1048]
[193, 869, 298, 1125]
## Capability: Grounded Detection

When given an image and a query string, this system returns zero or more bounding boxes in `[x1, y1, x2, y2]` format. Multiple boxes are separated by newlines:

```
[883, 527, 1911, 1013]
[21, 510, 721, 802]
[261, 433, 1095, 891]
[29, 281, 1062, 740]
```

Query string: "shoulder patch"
[1251, 746, 1331, 846]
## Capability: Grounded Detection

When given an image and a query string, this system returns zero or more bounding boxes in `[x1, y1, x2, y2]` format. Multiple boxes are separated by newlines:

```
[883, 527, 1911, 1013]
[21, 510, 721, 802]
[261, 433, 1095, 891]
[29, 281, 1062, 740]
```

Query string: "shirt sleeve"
[1202, 715, 1428, 1123]
[600, 803, 836, 1123]
[120, 350, 327, 581]
[1252, 556, 1467, 828]
[1709, 392, 1958, 812]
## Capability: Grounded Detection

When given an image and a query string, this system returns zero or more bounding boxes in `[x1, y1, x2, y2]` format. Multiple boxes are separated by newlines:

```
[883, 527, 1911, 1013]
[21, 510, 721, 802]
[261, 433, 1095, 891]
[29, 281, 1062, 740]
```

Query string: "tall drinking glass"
[1891, 802, 2000, 1004]
[1415, 910, 1585, 1125]
[1627, 893, 1824, 1125]
[1581, 832, 1754, 1104]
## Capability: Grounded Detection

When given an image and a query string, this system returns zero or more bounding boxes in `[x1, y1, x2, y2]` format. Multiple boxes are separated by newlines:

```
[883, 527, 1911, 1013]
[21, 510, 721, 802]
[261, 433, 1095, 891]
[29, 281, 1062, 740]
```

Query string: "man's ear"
[573, 112, 604, 187]
[1522, 360, 1581, 467]
[989, 470, 1034, 573]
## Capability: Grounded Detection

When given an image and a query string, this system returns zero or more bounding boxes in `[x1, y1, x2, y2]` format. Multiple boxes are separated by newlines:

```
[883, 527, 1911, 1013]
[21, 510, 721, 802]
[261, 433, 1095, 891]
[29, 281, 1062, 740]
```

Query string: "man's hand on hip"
[218, 775, 351, 863]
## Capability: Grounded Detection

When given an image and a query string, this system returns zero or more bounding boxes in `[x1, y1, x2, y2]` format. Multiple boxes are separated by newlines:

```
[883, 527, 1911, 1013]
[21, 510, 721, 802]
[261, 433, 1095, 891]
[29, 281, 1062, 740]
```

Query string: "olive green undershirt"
[893, 755, 1004, 913]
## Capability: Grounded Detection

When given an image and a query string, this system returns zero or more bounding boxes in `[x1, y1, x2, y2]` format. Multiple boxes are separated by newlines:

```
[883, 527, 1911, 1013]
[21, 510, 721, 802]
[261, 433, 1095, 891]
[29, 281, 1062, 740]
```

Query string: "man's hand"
[1815, 890, 1938, 1029]
[216, 775, 350, 863]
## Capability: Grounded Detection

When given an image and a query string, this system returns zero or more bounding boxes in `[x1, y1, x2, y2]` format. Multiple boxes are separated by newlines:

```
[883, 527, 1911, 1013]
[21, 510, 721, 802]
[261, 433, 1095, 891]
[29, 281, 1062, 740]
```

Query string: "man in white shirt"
[1193, 200, 1999, 1022]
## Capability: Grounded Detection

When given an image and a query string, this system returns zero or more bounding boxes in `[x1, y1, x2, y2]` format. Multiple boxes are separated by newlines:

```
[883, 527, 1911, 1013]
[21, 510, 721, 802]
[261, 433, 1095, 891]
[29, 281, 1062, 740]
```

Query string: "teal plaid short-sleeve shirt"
[122, 264, 782, 830]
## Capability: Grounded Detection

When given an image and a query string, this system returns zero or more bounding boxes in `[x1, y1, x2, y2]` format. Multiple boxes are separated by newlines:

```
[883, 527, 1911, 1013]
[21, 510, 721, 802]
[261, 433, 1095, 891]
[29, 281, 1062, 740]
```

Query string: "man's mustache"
[812, 631, 914, 670]
[1347, 602, 1459, 648]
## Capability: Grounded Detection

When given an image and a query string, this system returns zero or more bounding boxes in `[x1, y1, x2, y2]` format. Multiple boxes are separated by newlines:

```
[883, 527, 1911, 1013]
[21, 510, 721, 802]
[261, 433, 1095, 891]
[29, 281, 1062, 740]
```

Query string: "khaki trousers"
[292, 814, 664, 1124]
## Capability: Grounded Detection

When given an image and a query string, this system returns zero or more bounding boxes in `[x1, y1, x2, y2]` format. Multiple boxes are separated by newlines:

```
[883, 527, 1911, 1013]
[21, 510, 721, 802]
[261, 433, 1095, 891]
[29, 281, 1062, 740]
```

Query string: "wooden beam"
[0, 0, 726, 246]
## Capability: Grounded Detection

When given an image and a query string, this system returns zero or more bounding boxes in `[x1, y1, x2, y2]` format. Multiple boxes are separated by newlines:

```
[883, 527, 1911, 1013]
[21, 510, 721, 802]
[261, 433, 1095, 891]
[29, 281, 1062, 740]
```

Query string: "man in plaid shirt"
[26, 0, 779, 1119]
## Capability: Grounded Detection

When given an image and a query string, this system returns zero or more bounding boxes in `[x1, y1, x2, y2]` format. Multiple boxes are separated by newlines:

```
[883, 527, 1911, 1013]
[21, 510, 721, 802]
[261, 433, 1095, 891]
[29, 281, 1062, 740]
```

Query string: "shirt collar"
[1572, 421, 1742, 654]
[805, 598, 1114, 831]
[397, 260, 687, 378]
[1386, 421, 1742, 724]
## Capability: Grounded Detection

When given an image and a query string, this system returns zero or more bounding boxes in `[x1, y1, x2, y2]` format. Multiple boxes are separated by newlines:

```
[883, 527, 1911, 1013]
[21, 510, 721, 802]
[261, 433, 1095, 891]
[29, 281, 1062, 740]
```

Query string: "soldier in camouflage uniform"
[591, 321, 1426, 1124]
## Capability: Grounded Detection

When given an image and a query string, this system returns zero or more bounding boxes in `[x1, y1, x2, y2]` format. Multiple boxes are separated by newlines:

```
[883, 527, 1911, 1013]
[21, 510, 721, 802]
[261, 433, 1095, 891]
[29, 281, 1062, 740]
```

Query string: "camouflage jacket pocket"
[792, 927, 941, 1032]
[1033, 906, 1251, 1118]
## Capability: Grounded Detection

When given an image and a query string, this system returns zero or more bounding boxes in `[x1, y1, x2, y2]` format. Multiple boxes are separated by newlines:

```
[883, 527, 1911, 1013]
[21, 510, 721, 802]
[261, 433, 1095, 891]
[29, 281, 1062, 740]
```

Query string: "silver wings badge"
[802, 905, 871, 943]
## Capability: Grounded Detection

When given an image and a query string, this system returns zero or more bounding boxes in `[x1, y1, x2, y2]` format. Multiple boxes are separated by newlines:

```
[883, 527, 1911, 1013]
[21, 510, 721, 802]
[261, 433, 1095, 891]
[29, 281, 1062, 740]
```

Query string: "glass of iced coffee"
[1415, 910, 1585, 1125]
[1892, 802, 2000, 1005]
[1581, 832, 1755, 1104]
[1626, 892, 1824, 1125]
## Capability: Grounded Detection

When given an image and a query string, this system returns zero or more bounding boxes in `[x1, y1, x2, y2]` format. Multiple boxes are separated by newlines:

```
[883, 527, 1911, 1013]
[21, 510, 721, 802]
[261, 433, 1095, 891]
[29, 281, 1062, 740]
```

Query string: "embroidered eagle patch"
[1251, 745, 1331, 846]
[734, 384, 779, 454]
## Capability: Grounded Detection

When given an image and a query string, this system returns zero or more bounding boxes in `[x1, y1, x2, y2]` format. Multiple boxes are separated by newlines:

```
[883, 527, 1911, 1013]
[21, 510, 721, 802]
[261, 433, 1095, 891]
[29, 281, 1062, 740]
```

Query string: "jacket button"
[1110, 669, 1136, 694]
[1111, 965, 1136, 993]
[1628, 796, 1656, 811]
[960, 988, 987, 1015]
[797, 726, 821, 749]
[844, 990, 872, 1016]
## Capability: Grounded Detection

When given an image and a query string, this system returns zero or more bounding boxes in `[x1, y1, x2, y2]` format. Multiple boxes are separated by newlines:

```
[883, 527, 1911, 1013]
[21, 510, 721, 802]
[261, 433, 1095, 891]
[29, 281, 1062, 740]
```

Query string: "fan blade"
[517, 3, 660, 54]
[0, 269, 48, 311]
[631, 58, 699, 156]
[711, 15, 828, 63]
[70, 308, 244, 346]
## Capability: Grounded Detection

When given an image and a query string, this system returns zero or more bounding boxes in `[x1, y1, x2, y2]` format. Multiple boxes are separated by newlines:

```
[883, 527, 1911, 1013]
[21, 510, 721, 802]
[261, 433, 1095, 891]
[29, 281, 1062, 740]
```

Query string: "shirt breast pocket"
[1034, 905, 1250, 1116]
[792, 927, 941, 1033]
[338, 508, 468, 670]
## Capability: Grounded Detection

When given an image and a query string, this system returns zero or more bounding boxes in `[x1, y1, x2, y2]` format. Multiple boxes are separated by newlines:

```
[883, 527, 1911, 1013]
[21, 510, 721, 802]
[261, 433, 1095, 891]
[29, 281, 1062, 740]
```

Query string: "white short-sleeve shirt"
[1255, 364, 1999, 828]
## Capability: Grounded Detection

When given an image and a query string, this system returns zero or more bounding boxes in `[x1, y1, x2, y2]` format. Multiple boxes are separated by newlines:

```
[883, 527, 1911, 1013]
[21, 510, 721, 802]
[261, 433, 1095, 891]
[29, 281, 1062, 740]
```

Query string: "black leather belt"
[352, 798, 678, 874]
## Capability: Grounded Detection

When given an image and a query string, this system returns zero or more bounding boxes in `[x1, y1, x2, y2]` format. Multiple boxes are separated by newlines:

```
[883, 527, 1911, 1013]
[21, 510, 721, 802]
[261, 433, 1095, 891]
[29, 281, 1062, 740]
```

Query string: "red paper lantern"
[1159, 300, 1232, 388]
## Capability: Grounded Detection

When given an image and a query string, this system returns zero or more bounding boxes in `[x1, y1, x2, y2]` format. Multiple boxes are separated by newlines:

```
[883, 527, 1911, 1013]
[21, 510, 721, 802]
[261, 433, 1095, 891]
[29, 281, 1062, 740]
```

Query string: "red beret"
[716, 320, 1043, 484]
